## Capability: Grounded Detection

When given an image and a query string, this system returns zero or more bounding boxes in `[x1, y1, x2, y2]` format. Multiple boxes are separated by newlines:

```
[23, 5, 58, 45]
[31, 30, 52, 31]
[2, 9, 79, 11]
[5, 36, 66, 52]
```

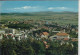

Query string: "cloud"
[6, 6, 38, 11]
[13, 6, 37, 10]
[14, 8, 21, 9]
[6, 6, 72, 12]
[6, 6, 43, 12]
[22, 6, 37, 9]
[48, 7, 69, 10]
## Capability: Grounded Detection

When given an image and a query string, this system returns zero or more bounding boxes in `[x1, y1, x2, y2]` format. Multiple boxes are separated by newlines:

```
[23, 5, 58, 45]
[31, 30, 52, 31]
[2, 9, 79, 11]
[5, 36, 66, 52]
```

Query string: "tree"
[31, 40, 45, 55]
[1, 39, 16, 55]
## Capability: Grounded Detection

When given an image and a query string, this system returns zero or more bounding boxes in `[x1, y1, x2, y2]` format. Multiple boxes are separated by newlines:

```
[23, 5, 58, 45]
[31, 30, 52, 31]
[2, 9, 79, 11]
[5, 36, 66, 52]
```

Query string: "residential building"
[56, 32, 70, 39]
[0, 30, 5, 34]
[5, 28, 18, 34]
[40, 32, 49, 39]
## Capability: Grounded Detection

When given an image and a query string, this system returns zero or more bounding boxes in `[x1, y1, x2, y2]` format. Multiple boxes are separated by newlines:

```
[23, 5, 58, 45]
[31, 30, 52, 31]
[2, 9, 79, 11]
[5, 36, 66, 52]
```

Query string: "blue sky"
[0, 1, 78, 13]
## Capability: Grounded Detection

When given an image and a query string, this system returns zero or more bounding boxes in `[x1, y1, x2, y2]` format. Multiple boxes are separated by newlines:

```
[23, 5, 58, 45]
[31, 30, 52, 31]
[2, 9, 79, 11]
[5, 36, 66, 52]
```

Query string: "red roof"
[43, 32, 49, 35]
[8, 34, 12, 35]
[63, 38, 69, 41]
[43, 41, 47, 45]
[56, 33, 69, 36]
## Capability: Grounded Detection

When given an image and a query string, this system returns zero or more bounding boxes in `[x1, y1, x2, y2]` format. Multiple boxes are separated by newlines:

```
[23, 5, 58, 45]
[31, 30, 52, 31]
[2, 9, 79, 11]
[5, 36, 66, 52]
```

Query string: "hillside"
[1, 11, 77, 16]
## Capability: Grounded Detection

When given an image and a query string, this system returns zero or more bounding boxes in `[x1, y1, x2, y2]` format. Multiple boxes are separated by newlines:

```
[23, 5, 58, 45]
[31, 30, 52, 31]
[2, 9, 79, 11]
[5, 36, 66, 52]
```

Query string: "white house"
[5, 28, 18, 34]
[15, 33, 28, 40]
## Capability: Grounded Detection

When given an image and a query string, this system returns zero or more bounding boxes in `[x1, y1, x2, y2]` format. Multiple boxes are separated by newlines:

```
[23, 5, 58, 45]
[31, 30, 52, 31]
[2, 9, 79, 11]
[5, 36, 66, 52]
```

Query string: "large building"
[5, 28, 18, 34]
[56, 32, 70, 39]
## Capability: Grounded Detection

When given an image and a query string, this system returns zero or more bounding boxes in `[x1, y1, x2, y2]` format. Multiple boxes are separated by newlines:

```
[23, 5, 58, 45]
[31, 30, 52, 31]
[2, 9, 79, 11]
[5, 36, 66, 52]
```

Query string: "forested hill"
[1, 11, 77, 16]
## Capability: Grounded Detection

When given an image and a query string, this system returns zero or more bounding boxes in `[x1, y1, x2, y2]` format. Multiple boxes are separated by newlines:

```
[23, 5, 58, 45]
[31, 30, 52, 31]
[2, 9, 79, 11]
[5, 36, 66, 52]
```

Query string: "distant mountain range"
[1, 11, 78, 16]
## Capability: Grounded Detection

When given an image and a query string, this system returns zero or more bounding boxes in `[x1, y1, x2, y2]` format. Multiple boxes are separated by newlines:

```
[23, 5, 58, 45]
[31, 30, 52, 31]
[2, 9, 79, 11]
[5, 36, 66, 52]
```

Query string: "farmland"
[0, 12, 78, 25]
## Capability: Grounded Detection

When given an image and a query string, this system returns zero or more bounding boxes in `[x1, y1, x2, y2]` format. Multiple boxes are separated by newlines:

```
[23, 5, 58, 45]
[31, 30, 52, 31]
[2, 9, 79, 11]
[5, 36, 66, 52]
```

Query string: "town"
[0, 11, 78, 55]
[0, 0, 78, 55]
[0, 19, 78, 41]
[0, 19, 78, 55]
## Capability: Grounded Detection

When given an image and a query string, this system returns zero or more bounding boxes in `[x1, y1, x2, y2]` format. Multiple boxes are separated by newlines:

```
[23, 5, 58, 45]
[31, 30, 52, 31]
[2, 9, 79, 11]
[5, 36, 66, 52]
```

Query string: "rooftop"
[56, 32, 69, 36]
[42, 32, 49, 36]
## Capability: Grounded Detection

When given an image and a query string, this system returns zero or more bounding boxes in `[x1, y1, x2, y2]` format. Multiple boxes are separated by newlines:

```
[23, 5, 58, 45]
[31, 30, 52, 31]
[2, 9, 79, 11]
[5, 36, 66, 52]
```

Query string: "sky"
[0, 1, 78, 13]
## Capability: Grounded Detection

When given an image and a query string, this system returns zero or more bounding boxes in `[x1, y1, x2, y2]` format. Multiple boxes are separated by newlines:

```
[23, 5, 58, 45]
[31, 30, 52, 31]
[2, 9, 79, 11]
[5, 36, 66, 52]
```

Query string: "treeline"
[7, 23, 34, 29]
[33, 28, 49, 34]
[0, 37, 78, 55]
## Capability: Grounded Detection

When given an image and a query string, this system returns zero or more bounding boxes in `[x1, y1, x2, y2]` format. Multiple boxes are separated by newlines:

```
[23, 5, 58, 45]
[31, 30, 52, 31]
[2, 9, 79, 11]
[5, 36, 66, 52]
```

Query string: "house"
[46, 45, 50, 49]
[20, 34, 27, 39]
[76, 30, 78, 34]
[15, 33, 28, 40]
[40, 32, 49, 39]
[43, 41, 49, 49]
[56, 32, 70, 39]
[0, 30, 5, 34]
[5, 28, 18, 34]
[43, 41, 47, 45]
[71, 38, 78, 41]
[72, 28, 76, 31]
[63, 37, 69, 41]
[52, 31, 60, 34]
